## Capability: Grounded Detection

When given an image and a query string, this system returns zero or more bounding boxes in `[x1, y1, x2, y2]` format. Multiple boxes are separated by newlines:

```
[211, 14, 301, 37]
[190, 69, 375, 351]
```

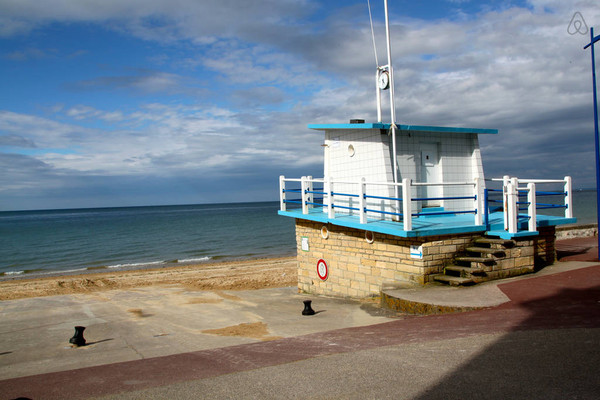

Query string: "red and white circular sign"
[316, 259, 328, 281]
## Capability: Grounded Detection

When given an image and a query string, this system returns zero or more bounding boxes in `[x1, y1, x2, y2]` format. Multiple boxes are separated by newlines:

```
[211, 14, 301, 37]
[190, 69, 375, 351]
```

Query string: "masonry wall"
[295, 219, 480, 298]
[534, 226, 557, 268]
[295, 220, 556, 298]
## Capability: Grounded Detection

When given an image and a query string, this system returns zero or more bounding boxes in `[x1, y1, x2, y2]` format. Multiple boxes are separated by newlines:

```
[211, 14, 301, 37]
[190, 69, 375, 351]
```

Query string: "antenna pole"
[384, 0, 400, 220]
[384, 0, 398, 186]
[584, 26, 600, 259]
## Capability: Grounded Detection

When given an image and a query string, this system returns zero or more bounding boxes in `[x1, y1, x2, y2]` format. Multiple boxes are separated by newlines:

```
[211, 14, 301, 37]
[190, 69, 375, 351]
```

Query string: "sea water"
[0, 191, 597, 279]
[0, 202, 296, 278]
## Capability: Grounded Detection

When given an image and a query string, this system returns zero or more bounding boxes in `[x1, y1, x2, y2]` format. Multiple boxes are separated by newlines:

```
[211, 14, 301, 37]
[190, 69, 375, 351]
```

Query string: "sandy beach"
[0, 257, 297, 300]
[1, 223, 596, 301]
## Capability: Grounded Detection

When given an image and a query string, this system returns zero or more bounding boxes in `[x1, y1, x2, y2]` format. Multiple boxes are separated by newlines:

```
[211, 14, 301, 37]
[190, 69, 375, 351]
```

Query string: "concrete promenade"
[1, 237, 599, 399]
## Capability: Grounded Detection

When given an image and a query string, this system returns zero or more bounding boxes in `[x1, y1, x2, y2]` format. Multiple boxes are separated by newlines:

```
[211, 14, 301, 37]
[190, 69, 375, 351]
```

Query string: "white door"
[420, 143, 442, 207]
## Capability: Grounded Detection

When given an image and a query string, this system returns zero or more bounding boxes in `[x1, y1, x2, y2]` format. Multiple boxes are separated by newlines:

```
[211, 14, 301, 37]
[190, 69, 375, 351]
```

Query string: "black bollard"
[302, 300, 315, 315]
[69, 326, 86, 346]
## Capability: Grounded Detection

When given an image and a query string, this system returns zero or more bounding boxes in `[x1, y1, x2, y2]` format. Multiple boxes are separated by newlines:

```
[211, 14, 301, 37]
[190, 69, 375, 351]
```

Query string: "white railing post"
[326, 177, 335, 219]
[502, 175, 510, 229]
[279, 175, 286, 211]
[394, 184, 401, 222]
[564, 176, 573, 218]
[306, 175, 313, 211]
[527, 182, 537, 232]
[301, 176, 308, 214]
[474, 177, 484, 226]
[359, 177, 367, 224]
[402, 178, 412, 231]
[506, 178, 518, 234]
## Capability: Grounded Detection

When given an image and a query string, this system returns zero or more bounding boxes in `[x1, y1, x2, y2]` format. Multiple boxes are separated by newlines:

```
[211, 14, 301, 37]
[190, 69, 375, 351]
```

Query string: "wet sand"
[0, 257, 297, 300]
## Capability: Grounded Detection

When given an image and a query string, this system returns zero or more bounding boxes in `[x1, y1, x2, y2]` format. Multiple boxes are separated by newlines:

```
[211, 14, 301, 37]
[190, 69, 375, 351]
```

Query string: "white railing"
[281, 175, 574, 234]
[487, 176, 573, 234]
[280, 175, 483, 232]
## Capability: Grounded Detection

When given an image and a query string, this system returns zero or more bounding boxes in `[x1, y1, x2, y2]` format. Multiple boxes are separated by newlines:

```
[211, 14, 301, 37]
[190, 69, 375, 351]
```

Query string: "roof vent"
[349, 119, 365, 124]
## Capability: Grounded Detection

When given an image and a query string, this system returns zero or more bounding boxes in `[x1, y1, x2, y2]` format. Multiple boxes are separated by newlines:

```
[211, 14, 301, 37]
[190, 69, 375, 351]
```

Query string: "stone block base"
[294, 219, 556, 299]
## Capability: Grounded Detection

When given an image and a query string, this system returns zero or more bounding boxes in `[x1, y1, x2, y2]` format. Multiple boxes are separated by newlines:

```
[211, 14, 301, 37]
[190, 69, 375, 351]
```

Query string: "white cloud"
[1, 0, 600, 209]
[0, 0, 316, 41]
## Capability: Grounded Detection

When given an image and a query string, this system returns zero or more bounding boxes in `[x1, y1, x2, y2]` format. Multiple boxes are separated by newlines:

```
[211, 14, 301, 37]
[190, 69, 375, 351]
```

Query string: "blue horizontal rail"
[536, 191, 565, 196]
[305, 201, 324, 207]
[306, 190, 326, 195]
[284, 199, 302, 205]
[333, 204, 359, 211]
[413, 209, 476, 217]
[364, 194, 402, 201]
[332, 192, 360, 198]
[283, 188, 301, 193]
[412, 196, 476, 202]
[364, 208, 403, 217]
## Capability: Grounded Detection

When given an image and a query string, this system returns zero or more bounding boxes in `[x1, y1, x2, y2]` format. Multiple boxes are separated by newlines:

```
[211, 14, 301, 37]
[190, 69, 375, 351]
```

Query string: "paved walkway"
[1, 238, 599, 399]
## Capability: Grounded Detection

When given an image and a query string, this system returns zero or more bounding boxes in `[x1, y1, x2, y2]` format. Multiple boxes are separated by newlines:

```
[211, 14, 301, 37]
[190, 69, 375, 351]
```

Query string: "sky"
[0, 0, 599, 211]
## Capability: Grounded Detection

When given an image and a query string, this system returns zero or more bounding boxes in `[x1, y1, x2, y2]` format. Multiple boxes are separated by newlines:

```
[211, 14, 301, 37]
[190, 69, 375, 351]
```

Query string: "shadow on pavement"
[414, 279, 600, 399]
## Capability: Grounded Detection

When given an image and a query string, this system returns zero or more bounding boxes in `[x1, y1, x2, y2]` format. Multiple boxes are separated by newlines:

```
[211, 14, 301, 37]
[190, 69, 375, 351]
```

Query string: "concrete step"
[466, 247, 506, 257]
[455, 256, 496, 264]
[474, 237, 516, 248]
[445, 265, 484, 277]
[432, 274, 474, 286]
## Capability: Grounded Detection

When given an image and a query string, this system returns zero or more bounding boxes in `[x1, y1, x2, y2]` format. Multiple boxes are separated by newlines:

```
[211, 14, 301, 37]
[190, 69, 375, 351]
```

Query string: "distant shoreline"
[0, 252, 296, 282]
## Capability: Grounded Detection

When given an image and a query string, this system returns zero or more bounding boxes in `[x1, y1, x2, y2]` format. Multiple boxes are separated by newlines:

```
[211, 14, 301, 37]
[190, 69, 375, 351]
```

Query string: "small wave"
[106, 260, 166, 269]
[42, 267, 88, 275]
[2, 270, 25, 276]
[2, 267, 88, 277]
[177, 256, 212, 263]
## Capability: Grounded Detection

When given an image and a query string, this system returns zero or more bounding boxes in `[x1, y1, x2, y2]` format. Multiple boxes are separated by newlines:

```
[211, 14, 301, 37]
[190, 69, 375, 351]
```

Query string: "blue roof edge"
[307, 123, 498, 135]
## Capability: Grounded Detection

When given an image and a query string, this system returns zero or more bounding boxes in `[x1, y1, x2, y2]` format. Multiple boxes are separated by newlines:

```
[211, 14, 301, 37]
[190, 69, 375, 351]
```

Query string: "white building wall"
[395, 131, 483, 212]
[324, 129, 395, 219]
[320, 127, 486, 218]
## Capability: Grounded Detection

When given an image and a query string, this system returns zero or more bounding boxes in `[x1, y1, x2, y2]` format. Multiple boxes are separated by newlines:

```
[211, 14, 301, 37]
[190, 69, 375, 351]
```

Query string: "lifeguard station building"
[278, 120, 575, 298]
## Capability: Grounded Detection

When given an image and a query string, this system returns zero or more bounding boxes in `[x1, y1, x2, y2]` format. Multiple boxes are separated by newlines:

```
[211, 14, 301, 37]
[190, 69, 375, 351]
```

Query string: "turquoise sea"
[0, 202, 296, 279]
[0, 191, 597, 279]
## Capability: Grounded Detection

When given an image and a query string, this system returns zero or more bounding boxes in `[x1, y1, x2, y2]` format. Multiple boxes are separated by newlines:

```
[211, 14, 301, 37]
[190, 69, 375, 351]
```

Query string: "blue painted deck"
[307, 123, 498, 135]
[278, 209, 576, 239]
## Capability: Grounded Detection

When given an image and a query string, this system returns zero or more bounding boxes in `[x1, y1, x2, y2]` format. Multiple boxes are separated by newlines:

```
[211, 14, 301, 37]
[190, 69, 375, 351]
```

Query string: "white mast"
[384, 0, 398, 188]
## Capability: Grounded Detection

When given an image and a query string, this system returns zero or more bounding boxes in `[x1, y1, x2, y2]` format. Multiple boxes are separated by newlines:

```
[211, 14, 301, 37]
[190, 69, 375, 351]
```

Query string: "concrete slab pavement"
[0, 285, 392, 381]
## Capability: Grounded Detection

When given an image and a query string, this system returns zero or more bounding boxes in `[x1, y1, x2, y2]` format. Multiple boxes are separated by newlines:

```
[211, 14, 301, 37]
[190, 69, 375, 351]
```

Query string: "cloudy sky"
[0, 0, 598, 211]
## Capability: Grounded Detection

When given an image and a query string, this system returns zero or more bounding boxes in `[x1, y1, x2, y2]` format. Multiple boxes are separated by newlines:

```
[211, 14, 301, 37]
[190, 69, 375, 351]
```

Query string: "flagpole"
[384, 0, 401, 220]
[384, 0, 398, 186]
[584, 26, 600, 259]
